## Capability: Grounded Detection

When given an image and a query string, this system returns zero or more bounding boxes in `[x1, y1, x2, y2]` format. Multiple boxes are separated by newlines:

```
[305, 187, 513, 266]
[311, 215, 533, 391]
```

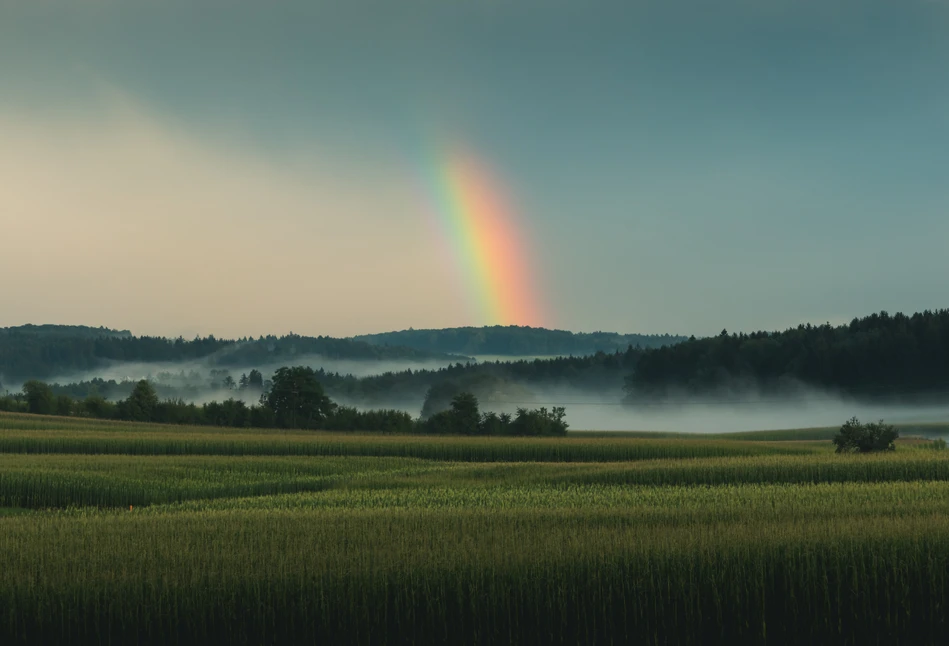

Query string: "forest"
[4, 309, 949, 414]
[355, 325, 686, 355]
[625, 309, 949, 401]
[0, 326, 460, 383]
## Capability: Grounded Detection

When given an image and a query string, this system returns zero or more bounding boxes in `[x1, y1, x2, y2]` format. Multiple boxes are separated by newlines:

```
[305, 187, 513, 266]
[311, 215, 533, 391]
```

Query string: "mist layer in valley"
[410, 380, 949, 435]
[12, 307, 949, 439]
[27, 354, 469, 406]
[21, 354, 949, 438]
[42, 355, 465, 389]
[561, 392, 949, 435]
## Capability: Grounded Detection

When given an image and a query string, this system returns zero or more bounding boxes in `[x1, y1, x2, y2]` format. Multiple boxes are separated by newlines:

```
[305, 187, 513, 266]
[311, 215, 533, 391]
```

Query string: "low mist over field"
[565, 394, 949, 435]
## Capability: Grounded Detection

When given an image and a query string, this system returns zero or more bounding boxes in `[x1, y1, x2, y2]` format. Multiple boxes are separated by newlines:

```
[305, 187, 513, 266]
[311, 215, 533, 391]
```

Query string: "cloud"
[0, 94, 463, 338]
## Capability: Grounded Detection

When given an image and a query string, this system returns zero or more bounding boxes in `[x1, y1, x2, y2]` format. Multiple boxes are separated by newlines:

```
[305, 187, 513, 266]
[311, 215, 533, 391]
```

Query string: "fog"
[340, 382, 949, 436]
[21, 356, 949, 438]
[564, 399, 949, 435]
[32, 354, 466, 397]
[546, 390, 949, 435]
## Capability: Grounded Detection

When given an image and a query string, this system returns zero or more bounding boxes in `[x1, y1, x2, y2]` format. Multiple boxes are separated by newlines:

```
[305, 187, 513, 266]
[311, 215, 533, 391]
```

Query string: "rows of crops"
[3, 449, 949, 510]
[2, 508, 948, 645]
[0, 412, 947, 644]
[150, 479, 949, 520]
[0, 429, 818, 463]
[0, 454, 441, 508]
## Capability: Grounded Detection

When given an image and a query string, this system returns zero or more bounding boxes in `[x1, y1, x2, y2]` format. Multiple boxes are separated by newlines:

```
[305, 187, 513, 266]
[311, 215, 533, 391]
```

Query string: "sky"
[2, 0, 948, 340]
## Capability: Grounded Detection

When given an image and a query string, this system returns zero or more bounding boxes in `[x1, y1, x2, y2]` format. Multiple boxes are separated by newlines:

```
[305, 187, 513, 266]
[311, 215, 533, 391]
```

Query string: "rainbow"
[423, 144, 546, 327]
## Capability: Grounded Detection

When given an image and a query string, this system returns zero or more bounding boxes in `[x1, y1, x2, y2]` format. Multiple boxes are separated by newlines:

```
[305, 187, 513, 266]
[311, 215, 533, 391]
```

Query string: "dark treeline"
[7, 308, 949, 415]
[27, 349, 642, 412]
[0, 324, 132, 339]
[419, 392, 568, 436]
[0, 367, 568, 436]
[0, 326, 463, 383]
[321, 348, 643, 408]
[0, 327, 228, 383]
[355, 325, 686, 356]
[35, 372, 263, 403]
[625, 309, 949, 400]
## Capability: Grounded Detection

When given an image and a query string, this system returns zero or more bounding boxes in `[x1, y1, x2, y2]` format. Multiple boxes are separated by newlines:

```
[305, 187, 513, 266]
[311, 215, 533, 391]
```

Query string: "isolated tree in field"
[247, 369, 264, 390]
[266, 366, 335, 429]
[22, 380, 54, 415]
[121, 380, 160, 422]
[833, 417, 898, 453]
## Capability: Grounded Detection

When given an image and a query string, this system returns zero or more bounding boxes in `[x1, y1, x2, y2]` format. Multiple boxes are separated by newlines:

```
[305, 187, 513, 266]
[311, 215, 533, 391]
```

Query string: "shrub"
[327, 406, 415, 434]
[82, 395, 115, 419]
[509, 407, 569, 437]
[420, 410, 457, 435]
[0, 394, 25, 413]
[420, 393, 568, 437]
[833, 417, 898, 453]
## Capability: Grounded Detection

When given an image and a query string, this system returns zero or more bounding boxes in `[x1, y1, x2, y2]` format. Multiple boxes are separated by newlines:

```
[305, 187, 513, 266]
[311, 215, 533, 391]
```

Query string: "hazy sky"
[2, 0, 948, 339]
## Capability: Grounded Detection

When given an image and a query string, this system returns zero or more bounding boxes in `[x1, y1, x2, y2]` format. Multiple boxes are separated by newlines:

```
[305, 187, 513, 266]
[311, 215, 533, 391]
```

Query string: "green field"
[1, 413, 947, 645]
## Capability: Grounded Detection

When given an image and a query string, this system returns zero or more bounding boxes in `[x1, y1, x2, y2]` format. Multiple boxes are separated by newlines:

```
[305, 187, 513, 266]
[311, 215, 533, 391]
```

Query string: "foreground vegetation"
[0, 412, 947, 644]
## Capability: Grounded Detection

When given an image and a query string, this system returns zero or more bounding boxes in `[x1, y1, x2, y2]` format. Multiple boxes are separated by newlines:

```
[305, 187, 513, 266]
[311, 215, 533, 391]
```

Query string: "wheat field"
[1, 412, 947, 645]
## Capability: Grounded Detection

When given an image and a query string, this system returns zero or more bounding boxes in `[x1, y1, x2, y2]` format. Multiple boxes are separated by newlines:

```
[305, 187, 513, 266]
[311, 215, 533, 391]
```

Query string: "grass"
[0, 507, 32, 517]
[0, 411, 948, 644]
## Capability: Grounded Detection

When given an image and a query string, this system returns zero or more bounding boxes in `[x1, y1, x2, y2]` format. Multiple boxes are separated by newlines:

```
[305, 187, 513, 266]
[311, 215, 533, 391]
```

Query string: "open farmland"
[1, 413, 948, 645]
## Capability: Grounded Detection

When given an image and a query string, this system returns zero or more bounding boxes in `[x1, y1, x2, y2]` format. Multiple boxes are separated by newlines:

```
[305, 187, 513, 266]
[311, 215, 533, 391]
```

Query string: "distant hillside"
[209, 334, 464, 367]
[354, 326, 687, 356]
[0, 324, 132, 339]
[0, 327, 460, 385]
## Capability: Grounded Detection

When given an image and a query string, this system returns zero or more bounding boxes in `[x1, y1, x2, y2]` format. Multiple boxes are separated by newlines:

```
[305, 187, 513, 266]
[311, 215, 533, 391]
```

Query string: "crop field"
[1, 412, 948, 645]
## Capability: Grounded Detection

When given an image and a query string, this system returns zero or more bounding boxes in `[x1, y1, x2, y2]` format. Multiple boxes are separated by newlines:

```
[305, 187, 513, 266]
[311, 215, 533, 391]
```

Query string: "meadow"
[0, 412, 947, 644]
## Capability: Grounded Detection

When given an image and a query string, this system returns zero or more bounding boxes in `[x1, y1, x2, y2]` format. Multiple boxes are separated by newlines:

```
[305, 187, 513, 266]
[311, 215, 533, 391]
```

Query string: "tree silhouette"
[266, 366, 335, 429]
